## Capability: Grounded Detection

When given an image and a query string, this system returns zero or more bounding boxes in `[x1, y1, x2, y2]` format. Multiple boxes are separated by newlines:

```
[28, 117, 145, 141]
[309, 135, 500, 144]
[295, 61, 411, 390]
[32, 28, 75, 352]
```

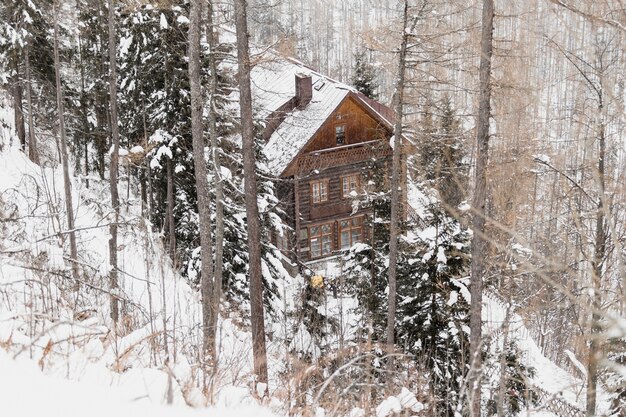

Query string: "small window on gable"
[335, 125, 346, 145]
[311, 180, 329, 204]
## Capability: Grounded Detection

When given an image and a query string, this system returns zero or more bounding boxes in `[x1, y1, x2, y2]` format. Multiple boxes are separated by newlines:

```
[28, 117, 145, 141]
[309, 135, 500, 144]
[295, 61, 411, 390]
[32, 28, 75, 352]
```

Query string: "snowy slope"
[483, 291, 610, 414]
[0, 101, 283, 415]
[0, 349, 278, 417]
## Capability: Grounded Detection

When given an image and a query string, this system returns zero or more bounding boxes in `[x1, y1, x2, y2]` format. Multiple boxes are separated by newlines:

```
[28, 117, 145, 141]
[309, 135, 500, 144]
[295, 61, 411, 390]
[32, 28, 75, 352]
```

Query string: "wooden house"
[252, 53, 399, 264]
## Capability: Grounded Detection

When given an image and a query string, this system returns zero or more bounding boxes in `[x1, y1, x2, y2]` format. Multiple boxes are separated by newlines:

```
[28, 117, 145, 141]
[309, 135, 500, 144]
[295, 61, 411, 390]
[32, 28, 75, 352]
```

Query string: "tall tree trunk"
[166, 158, 176, 265]
[496, 304, 511, 417]
[234, 0, 269, 391]
[24, 45, 38, 164]
[386, 0, 409, 352]
[469, 0, 494, 415]
[78, 34, 90, 187]
[586, 109, 606, 417]
[189, 0, 217, 365]
[53, 2, 79, 282]
[108, 0, 120, 323]
[12, 52, 26, 151]
[207, 0, 225, 363]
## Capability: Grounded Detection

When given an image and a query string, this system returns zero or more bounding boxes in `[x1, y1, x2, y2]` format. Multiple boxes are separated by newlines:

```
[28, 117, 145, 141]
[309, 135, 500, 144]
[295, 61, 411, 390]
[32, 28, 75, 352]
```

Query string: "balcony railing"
[296, 140, 390, 174]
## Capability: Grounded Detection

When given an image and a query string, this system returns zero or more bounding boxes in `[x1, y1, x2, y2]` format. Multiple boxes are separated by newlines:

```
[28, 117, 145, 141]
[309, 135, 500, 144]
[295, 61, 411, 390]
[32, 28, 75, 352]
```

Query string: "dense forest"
[0, 1, 624, 416]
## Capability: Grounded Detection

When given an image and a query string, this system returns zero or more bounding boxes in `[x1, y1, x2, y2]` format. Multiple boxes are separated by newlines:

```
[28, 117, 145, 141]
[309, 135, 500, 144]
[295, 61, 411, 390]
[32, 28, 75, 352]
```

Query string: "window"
[311, 180, 328, 204]
[342, 174, 360, 198]
[339, 217, 363, 250]
[335, 125, 346, 144]
[310, 223, 333, 257]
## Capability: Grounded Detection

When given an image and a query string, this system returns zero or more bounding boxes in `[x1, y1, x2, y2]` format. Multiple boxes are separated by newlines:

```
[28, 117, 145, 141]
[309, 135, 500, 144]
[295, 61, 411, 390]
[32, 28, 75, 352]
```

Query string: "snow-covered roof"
[251, 53, 353, 176]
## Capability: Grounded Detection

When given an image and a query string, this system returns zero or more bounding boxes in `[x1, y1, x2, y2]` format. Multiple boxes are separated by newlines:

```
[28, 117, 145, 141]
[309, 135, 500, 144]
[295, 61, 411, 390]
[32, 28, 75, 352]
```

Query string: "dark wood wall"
[277, 95, 395, 261]
[303, 97, 388, 153]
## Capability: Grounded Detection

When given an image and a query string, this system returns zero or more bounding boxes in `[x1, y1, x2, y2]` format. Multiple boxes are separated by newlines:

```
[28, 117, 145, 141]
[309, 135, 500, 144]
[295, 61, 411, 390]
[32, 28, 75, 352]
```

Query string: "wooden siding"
[302, 96, 388, 153]
[275, 94, 395, 261]
[294, 159, 386, 259]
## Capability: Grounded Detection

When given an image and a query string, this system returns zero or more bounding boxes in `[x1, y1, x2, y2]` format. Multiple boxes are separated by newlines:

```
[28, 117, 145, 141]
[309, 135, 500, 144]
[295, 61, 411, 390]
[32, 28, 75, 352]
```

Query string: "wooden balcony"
[296, 140, 390, 175]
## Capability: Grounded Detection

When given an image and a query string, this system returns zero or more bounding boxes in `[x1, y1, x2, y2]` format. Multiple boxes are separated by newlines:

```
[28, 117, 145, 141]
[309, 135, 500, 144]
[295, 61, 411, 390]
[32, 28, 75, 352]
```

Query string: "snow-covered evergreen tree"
[397, 202, 471, 416]
[486, 342, 538, 416]
[418, 95, 467, 211]
[351, 49, 378, 100]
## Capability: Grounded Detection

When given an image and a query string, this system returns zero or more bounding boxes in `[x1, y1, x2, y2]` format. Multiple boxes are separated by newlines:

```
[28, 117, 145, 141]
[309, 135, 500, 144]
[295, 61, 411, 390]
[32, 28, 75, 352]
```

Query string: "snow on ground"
[0, 101, 282, 415]
[0, 97, 613, 416]
[483, 292, 610, 414]
[0, 348, 278, 417]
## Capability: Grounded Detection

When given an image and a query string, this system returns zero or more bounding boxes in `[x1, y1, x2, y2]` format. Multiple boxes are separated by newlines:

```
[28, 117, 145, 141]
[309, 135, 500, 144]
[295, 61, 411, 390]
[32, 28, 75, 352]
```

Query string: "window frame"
[335, 124, 346, 145]
[341, 174, 360, 198]
[310, 179, 329, 204]
[309, 222, 333, 258]
[339, 216, 364, 250]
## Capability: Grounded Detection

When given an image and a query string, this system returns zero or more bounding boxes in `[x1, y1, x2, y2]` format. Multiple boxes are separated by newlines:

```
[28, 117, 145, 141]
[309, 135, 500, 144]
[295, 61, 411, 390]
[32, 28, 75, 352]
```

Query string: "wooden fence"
[533, 385, 585, 417]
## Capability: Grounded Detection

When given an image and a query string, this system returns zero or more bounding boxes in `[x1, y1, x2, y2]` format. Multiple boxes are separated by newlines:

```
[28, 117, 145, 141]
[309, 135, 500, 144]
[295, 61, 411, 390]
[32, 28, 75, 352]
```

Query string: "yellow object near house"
[311, 275, 324, 288]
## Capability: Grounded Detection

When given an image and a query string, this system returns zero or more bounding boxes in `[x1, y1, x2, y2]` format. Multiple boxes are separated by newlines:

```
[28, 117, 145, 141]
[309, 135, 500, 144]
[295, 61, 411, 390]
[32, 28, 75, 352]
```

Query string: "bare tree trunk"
[24, 45, 39, 164]
[78, 34, 90, 184]
[107, 0, 120, 323]
[234, 0, 269, 390]
[469, 0, 494, 415]
[207, 0, 225, 361]
[166, 158, 176, 265]
[189, 0, 217, 366]
[12, 52, 26, 151]
[53, 2, 79, 282]
[586, 113, 606, 417]
[497, 304, 511, 417]
[386, 0, 409, 353]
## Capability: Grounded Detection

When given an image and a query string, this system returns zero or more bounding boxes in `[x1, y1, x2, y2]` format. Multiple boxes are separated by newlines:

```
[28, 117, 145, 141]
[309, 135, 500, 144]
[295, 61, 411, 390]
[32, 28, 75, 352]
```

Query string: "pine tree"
[351, 49, 378, 100]
[486, 342, 538, 416]
[419, 95, 467, 212]
[396, 202, 471, 416]
[75, 0, 110, 179]
[343, 156, 391, 341]
[0, 0, 55, 156]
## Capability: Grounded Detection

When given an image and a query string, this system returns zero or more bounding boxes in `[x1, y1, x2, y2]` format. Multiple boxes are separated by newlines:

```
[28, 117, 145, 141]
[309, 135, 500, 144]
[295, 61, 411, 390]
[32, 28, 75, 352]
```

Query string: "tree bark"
[24, 45, 39, 164]
[469, 0, 494, 415]
[234, 0, 269, 390]
[386, 0, 409, 352]
[586, 105, 606, 417]
[107, 0, 120, 323]
[207, 0, 225, 365]
[189, 0, 217, 364]
[11, 52, 26, 151]
[166, 157, 176, 265]
[53, 2, 80, 282]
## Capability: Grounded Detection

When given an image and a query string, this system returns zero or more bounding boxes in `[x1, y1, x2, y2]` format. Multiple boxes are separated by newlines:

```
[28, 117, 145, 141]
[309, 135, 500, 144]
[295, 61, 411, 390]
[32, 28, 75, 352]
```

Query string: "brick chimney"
[295, 73, 312, 109]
